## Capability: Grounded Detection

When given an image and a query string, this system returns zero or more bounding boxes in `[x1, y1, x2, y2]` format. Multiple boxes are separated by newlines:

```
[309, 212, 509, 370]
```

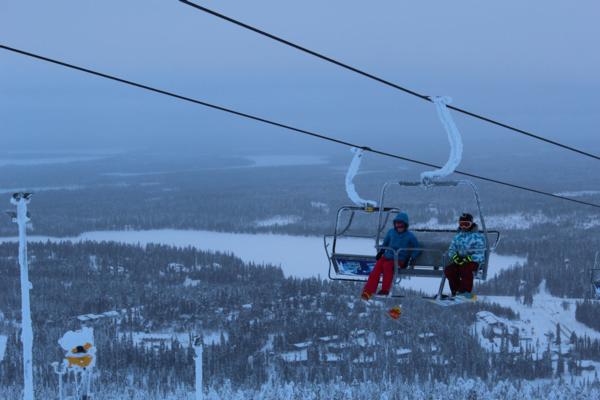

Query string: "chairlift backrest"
[378, 180, 493, 274]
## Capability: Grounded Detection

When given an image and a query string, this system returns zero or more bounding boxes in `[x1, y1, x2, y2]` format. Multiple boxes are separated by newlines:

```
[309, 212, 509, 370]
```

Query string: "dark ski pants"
[363, 258, 406, 295]
[444, 262, 479, 294]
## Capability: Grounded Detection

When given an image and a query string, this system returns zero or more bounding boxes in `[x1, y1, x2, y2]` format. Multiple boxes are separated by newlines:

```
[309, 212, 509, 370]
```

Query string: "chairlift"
[590, 252, 600, 300]
[324, 180, 500, 299]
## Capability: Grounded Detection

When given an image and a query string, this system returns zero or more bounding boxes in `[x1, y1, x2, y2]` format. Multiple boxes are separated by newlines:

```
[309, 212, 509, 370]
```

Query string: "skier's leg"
[363, 258, 385, 296]
[380, 259, 399, 293]
[444, 263, 460, 295]
[458, 262, 478, 293]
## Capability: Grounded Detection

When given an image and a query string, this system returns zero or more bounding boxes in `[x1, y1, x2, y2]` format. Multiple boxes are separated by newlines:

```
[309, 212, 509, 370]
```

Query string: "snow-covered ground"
[254, 215, 302, 228]
[554, 190, 600, 198]
[0, 185, 84, 194]
[245, 155, 328, 167]
[100, 155, 329, 177]
[122, 330, 228, 350]
[579, 218, 600, 230]
[485, 212, 553, 230]
[0, 230, 524, 289]
[412, 213, 553, 231]
[476, 281, 600, 381]
[0, 155, 106, 167]
[478, 281, 600, 351]
[310, 201, 330, 213]
[101, 171, 172, 177]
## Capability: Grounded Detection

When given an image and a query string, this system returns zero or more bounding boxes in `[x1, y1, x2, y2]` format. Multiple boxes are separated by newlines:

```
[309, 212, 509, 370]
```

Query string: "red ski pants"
[363, 258, 406, 295]
[444, 262, 479, 294]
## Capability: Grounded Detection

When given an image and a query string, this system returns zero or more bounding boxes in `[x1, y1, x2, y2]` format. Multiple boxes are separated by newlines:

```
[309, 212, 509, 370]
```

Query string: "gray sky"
[1, 0, 599, 168]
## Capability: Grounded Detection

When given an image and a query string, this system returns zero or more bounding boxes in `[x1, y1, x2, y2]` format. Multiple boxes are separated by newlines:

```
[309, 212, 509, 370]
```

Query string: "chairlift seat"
[331, 251, 447, 280]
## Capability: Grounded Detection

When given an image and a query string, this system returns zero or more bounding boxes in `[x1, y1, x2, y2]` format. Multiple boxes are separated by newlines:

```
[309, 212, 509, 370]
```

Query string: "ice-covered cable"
[345, 148, 377, 208]
[420, 96, 463, 184]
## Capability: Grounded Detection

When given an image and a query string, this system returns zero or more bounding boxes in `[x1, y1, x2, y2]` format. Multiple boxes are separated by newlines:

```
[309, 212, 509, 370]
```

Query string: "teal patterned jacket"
[448, 226, 487, 264]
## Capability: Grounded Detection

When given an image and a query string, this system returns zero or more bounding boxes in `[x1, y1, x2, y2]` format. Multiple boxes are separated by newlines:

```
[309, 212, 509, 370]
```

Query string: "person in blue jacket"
[361, 212, 420, 300]
[444, 213, 487, 297]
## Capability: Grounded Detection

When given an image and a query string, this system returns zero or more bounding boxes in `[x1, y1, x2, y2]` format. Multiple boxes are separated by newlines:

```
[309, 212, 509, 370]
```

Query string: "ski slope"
[479, 280, 600, 349]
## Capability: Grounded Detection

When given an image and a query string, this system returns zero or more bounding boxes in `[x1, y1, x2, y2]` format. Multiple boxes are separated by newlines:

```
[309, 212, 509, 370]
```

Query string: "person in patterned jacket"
[444, 213, 486, 297]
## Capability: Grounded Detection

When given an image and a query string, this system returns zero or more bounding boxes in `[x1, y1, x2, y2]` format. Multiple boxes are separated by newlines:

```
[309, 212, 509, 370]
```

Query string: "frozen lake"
[0, 229, 526, 295]
[0, 155, 107, 167]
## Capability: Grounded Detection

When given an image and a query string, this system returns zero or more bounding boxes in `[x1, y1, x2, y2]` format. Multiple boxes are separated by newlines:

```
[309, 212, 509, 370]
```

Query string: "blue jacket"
[381, 213, 421, 262]
[448, 226, 487, 264]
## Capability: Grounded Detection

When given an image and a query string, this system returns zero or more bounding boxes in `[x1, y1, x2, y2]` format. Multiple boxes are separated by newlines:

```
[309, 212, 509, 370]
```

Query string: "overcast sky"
[1, 1, 599, 169]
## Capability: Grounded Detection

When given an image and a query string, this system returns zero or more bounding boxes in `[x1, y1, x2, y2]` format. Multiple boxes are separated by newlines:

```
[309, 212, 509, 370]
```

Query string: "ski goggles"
[459, 221, 473, 229]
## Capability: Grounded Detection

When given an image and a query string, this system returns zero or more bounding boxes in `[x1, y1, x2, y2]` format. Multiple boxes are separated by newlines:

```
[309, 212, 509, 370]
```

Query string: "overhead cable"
[178, 0, 600, 162]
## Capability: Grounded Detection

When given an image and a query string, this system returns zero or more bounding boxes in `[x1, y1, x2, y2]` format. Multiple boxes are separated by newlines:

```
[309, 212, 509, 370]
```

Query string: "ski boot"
[361, 291, 372, 302]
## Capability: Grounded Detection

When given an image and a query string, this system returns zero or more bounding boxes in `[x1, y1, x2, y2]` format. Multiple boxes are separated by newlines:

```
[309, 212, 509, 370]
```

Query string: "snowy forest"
[1, 240, 600, 398]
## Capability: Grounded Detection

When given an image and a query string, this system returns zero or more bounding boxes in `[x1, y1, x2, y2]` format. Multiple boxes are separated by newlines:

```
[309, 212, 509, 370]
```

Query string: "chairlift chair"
[324, 180, 500, 299]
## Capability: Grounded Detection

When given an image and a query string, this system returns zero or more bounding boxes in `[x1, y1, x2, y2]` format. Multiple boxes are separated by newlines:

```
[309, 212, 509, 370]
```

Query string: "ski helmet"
[459, 213, 474, 223]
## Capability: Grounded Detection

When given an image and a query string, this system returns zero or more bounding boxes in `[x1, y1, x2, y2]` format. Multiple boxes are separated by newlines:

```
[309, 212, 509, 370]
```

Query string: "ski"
[425, 293, 478, 307]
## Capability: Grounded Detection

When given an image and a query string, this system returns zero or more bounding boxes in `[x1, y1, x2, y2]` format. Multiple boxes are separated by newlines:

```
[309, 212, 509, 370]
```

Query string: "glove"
[376, 249, 385, 260]
[464, 255, 473, 264]
[452, 254, 464, 265]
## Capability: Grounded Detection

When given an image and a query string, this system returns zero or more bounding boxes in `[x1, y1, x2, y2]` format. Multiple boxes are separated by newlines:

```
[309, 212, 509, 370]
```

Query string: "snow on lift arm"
[346, 147, 377, 208]
[420, 96, 464, 184]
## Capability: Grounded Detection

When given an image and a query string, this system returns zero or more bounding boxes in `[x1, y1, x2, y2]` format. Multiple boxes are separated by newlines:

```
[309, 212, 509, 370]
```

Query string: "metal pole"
[51, 362, 65, 400]
[10, 193, 34, 400]
[83, 370, 91, 400]
[193, 338, 203, 400]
